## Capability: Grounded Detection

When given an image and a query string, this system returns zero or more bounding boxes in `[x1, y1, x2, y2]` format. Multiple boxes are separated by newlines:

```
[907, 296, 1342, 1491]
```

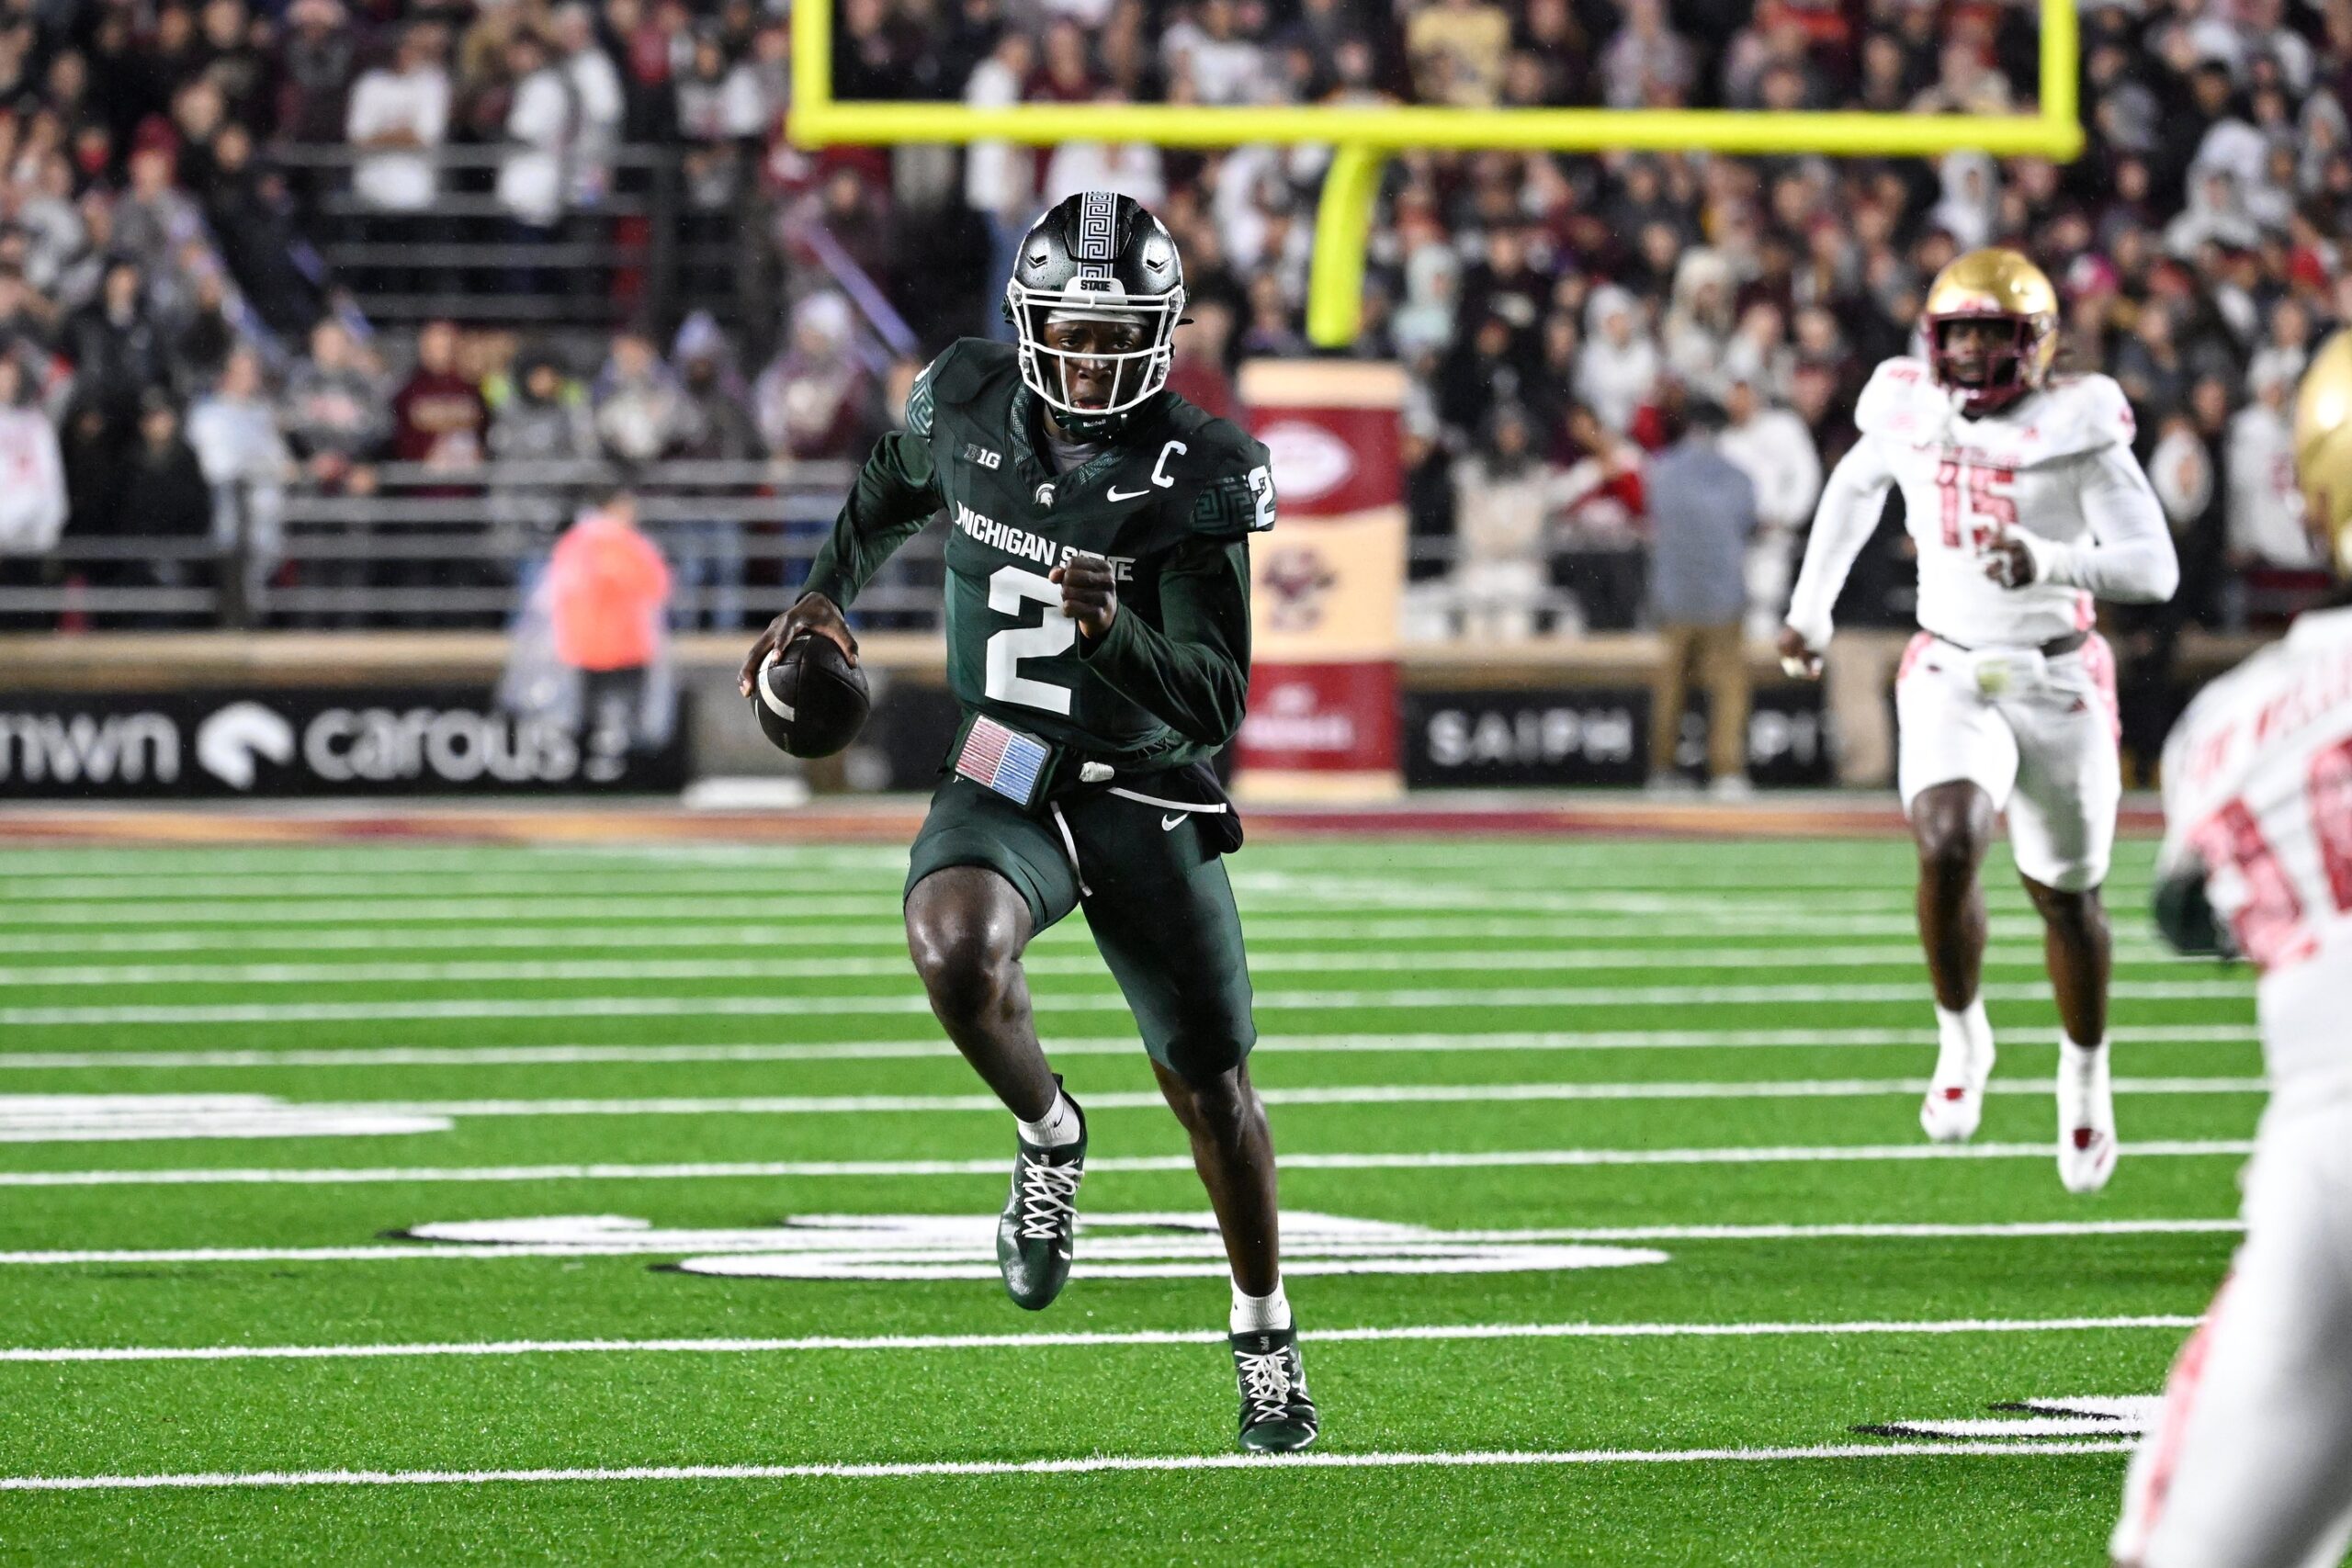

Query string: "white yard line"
[126, 1077, 2259, 1122]
[0, 1440, 2141, 1492]
[0, 1024, 2261, 1073]
[0, 916, 2165, 954]
[0, 897, 2099, 931]
[0, 945, 2191, 988]
[0, 1314, 2201, 1366]
[0, 1143, 2259, 1193]
[0, 889, 1973, 925]
[0, 979, 2253, 1028]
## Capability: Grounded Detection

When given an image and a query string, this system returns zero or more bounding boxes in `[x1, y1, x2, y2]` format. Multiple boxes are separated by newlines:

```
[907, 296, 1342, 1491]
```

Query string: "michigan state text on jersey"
[738, 191, 1316, 1455]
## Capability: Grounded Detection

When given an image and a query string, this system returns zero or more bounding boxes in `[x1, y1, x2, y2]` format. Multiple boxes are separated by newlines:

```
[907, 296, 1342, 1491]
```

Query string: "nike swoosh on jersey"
[1160, 813, 1185, 831]
[1107, 486, 1152, 502]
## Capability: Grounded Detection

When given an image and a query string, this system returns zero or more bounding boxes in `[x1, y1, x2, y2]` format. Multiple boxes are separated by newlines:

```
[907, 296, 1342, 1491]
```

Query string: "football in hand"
[750, 635, 870, 759]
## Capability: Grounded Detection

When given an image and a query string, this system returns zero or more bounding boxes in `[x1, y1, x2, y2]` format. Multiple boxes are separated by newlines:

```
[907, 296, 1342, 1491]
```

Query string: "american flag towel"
[956, 716, 1051, 807]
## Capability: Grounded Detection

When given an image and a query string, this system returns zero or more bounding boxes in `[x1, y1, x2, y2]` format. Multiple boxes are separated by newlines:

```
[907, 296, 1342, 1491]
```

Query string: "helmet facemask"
[1927, 310, 2048, 416]
[1009, 277, 1182, 436]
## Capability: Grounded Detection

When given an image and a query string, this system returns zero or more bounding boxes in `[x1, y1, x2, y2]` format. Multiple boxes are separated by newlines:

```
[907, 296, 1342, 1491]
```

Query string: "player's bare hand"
[739, 592, 856, 695]
[1050, 553, 1118, 639]
[1983, 536, 2037, 590]
[1776, 625, 1823, 681]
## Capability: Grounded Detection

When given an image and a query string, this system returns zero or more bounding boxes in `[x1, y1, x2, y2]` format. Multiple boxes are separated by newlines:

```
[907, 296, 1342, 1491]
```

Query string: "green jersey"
[801, 339, 1276, 769]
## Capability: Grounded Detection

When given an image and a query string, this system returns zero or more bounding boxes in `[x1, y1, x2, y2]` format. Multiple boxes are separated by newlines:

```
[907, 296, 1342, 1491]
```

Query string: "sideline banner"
[1234, 359, 1407, 801]
[0, 688, 689, 798]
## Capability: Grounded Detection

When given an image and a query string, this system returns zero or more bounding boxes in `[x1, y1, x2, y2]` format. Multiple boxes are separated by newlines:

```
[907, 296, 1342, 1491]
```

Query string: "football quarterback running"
[1779, 248, 2179, 1192]
[2109, 331, 2352, 1568]
[738, 192, 1314, 1453]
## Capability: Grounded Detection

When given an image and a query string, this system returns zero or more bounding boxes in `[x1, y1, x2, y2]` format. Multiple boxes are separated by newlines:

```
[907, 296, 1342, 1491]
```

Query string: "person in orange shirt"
[548, 484, 673, 747]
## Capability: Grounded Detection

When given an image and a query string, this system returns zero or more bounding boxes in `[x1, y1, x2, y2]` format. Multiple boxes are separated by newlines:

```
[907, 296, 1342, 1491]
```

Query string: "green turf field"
[0, 832, 2260, 1564]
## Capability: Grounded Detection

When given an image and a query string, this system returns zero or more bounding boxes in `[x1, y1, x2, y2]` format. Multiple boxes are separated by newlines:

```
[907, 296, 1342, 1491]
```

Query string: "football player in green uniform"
[739, 191, 1314, 1452]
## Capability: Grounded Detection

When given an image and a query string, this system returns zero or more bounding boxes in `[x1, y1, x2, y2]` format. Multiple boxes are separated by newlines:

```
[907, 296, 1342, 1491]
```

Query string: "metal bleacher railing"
[1, 457, 963, 633]
[275, 142, 773, 333]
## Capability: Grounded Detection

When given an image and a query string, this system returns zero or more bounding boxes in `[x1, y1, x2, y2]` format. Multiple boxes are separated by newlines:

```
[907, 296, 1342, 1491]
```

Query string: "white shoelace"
[1237, 1348, 1295, 1425]
[1015, 1158, 1082, 1241]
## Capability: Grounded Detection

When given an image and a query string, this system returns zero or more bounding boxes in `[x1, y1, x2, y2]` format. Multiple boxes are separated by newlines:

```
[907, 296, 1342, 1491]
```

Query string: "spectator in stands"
[497, 29, 570, 243]
[1575, 284, 1660, 434]
[594, 327, 686, 465]
[198, 123, 316, 335]
[669, 311, 758, 630]
[110, 391, 213, 626]
[2228, 355, 2312, 573]
[1162, 0, 1268, 107]
[1600, 0, 1694, 108]
[344, 24, 450, 291]
[548, 484, 672, 758]
[1644, 399, 1758, 798]
[0, 355, 65, 566]
[1551, 401, 1647, 632]
[280, 319, 388, 499]
[1406, 0, 1511, 108]
[390, 318, 489, 475]
[676, 27, 769, 299]
[553, 5, 627, 207]
[1718, 374, 1823, 640]
[1167, 295, 1239, 422]
[1662, 248, 1736, 400]
[61, 259, 167, 431]
[1447, 402, 1561, 640]
[187, 345, 291, 608]
[277, 0, 356, 143]
[1041, 89, 1170, 210]
[964, 29, 1036, 340]
[2226, 357, 2331, 629]
[753, 291, 876, 461]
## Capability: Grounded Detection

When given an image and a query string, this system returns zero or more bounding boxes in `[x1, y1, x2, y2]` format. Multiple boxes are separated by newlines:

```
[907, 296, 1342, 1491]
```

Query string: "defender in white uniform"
[2111, 331, 2352, 1568]
[1779, 249, 2179, 1192]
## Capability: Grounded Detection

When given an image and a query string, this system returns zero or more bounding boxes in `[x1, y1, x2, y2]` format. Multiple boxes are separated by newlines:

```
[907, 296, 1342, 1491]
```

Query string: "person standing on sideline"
[548, 485, 673, 750]
[1645, 397, 1758, 795]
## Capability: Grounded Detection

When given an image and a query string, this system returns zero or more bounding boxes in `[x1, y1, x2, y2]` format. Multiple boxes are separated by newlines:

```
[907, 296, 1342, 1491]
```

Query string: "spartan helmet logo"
[1035, 482, 1057, 507]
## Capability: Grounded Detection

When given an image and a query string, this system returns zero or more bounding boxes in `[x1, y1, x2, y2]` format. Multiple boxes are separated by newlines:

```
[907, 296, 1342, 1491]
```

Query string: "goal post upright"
[788, 0, 2084, 346]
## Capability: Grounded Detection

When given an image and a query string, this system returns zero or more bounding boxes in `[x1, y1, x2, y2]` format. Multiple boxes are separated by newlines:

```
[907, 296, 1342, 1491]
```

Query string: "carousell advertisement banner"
[0, 688, 689, 798]
[1233, 359, 1407, 800]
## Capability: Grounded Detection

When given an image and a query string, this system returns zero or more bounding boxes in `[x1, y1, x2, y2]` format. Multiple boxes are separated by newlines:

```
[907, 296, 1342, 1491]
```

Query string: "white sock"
[2060, 1033, 2109, 1083]
[1016, 1089, 1081, 1149]
[1230, 1280, 1292, 1336]
[1935, 998, 1994, 1066]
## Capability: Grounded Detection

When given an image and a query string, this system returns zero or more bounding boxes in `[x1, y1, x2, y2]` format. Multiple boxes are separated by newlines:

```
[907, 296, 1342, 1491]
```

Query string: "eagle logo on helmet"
[1922, 247, 2060, 418]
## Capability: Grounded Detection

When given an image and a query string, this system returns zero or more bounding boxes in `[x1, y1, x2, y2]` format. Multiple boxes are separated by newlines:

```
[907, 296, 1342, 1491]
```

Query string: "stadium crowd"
[0, 0, 2341, 717]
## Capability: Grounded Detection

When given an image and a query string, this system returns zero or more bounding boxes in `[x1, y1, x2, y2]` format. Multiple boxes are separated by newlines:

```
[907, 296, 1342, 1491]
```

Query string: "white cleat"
[1920, 1035, 1996, 1144]
[2056, 1041, 2118, 1194]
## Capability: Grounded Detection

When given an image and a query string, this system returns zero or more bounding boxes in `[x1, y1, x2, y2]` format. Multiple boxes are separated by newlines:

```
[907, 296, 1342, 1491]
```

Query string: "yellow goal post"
[788, 1, 2083, 348]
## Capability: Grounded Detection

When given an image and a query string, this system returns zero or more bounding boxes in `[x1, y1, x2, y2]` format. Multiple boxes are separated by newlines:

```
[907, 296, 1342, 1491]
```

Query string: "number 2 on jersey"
[984, 565, 1076, 716]
[1935, 459, 2017, 553]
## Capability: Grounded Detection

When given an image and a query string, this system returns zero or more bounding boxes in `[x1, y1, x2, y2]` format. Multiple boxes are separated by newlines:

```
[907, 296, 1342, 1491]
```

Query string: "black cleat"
[1231, 1325, 1319, 1453]
[995, 1080, 1085, 1311]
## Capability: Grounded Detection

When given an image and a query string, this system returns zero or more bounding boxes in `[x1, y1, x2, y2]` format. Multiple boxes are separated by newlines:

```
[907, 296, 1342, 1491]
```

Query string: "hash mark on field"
[0, 1440, 2141, 1491]
[0, 1315, 2202, 1365]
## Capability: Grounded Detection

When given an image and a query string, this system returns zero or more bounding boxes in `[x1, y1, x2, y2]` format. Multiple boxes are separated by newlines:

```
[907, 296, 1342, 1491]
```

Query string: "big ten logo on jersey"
[961, 442, 1001, 469]
[1934, 453, 2016, 553]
